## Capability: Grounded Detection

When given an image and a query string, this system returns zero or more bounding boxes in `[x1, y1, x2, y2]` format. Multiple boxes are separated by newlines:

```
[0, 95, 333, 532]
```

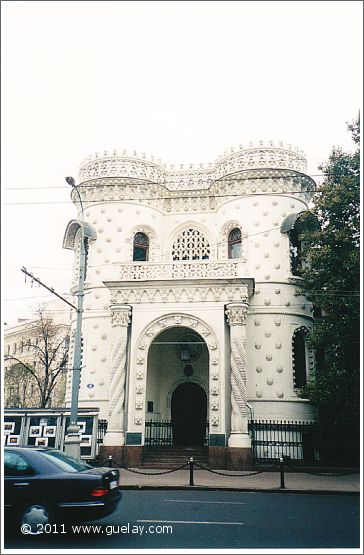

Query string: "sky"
[2, 0, 362, 326]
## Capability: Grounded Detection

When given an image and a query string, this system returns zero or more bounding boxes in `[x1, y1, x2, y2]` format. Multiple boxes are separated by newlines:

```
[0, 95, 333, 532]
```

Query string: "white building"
[63, 142, 318, 468]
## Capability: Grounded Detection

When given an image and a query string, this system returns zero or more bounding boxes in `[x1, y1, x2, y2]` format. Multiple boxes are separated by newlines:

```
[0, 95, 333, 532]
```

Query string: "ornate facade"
[63, 142, 317, 468]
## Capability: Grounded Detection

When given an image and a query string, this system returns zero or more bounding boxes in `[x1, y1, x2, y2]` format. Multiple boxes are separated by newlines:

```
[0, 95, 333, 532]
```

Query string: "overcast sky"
[2, 0, 362, 326]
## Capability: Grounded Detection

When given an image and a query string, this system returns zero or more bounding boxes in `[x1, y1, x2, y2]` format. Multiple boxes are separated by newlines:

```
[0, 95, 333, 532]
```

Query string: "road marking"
[137, 519, 244, 526]
[164, 499, 246, 505]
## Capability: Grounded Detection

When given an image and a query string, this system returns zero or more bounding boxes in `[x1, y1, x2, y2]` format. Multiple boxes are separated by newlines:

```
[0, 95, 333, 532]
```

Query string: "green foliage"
[300, 115, 360, 466]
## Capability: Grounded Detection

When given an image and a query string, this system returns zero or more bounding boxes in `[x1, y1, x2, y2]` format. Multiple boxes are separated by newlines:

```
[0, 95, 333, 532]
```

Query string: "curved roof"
[280, 211, 320, 234]
[62, 220, 97, 250]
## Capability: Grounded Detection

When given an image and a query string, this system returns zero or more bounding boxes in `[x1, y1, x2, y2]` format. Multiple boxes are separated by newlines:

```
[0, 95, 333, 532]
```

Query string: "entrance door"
[171, 382, 207, 446]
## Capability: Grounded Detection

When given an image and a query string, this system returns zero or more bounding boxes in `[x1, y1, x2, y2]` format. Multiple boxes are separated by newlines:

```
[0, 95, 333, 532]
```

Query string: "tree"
[300, 115, 360, 465]
[4, 309, 70, 408]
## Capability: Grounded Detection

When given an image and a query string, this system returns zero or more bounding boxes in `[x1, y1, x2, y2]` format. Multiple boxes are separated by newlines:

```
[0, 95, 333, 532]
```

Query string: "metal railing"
[249, 419, 319, 465]
[145, 419, 209, 446]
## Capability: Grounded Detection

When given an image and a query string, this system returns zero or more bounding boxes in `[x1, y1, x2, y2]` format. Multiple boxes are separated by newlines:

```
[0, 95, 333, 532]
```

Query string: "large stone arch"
[131, 313, 222, 435]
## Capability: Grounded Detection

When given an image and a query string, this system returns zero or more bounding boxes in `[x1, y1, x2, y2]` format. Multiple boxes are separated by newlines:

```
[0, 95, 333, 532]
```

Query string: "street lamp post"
[63, 176, 86, 459]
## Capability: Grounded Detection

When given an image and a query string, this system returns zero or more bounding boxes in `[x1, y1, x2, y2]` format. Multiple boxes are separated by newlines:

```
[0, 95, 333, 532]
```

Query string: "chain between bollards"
[189, 457, 194, 486]
[280, 456, 285, 489]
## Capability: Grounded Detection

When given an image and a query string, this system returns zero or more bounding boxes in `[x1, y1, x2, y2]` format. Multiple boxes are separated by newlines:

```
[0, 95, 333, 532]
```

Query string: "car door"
[4, 451, 37, 517]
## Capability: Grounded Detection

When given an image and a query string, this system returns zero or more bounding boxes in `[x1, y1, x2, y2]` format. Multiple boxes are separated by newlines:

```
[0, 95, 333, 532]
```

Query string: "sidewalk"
[117, 466, 360, 494]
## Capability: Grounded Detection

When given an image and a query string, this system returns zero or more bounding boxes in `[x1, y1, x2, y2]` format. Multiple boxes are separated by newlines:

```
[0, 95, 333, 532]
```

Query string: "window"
[289, 228, 302, 276]
[4, 452, 35, 476]
[172, 229, 210, 261]
[228, 228, 242, 259]
[133, 232, 149, 261]
[147, 401, 154, 413]
[41, 450, 91, 472]
[292, 328, 308, 388]
[281, 212, 320, 277]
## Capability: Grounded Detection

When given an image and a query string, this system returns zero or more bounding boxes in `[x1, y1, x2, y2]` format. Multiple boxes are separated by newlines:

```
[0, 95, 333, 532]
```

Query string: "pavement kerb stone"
[118, 485, 360, 495]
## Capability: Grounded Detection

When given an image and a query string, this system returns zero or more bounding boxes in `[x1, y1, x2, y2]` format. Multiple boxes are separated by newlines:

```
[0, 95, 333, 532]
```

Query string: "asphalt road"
[5, 489, 360, 550]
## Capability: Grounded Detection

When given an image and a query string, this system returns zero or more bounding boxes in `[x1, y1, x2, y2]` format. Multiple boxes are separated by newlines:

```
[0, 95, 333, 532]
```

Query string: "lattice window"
[172, 229, 210, 261]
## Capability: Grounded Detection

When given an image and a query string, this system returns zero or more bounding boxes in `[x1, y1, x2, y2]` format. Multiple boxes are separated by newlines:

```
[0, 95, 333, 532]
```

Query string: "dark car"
[4, 446, 121, 534]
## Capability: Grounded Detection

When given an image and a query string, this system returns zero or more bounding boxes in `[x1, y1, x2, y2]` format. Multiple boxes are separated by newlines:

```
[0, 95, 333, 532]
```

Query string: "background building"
[63, 142, 318, 468]
[4, 298, 72, 408]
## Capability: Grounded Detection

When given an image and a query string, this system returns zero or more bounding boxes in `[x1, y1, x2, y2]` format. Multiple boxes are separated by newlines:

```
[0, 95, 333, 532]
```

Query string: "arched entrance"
[171, 382, 207, 446]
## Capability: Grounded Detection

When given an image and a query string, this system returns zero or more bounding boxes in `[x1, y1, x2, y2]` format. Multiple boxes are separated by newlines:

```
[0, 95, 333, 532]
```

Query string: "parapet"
[79, 141, 308, 191]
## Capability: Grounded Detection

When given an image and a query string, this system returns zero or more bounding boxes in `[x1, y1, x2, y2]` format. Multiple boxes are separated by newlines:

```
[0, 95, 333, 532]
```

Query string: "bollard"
[279, 456, 285, 489]
[108, 454, 113, 468]
[189, 457, 194, 486]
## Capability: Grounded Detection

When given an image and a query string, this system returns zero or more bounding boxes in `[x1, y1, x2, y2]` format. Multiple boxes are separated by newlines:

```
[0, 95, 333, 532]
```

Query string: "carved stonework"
[230, 336, 248, 431]
[225, 303, 249, 326]
[172, 228, 211, 260]
[107, 337, 127, 432]
[109, 283, 249, 305]
[132, 313, 221, 430]
[111, 306, 132, 327]
[79, 143, 308, 190]
[118, 260, 243, 281]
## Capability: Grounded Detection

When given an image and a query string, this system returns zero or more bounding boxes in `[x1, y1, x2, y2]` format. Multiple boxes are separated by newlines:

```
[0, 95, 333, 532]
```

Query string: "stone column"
[226, 302, 251, 448]
[103, 305, 132, 447]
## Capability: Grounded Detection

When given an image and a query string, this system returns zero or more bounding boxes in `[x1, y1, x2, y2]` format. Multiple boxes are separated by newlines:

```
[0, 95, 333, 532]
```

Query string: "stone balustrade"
[117, 260, 246, 281]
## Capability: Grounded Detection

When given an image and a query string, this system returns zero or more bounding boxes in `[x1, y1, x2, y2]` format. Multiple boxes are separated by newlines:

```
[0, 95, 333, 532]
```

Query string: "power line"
[4, 174, 328, 191]
[21, 267, 78, 312]
[3, 190, 320, 206]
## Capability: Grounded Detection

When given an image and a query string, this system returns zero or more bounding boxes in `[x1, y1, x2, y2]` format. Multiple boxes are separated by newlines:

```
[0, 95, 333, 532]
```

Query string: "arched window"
[292, 327, 308, 388]
[228, 228, 242, 259]
[133, 232, 149, 261]
[172, 229, 210, 261]
[281, 212, 320, 277]
[289, 227, 301, 276]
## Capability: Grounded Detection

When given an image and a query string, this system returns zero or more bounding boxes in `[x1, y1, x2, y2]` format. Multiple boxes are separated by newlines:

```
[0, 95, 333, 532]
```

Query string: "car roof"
[5, 445, 52, 452]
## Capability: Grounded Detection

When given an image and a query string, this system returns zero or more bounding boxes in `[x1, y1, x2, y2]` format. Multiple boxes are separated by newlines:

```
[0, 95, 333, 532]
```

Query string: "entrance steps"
[142, 446, 209, 469]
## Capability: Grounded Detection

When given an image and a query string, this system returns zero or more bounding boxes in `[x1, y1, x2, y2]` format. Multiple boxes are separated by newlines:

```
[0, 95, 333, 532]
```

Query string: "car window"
[41, 450, 92, 472]
[4, 451, 36, 476]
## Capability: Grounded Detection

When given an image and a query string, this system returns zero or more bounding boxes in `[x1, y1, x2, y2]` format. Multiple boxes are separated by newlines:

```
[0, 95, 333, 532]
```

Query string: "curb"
[118, 485, 360, 495]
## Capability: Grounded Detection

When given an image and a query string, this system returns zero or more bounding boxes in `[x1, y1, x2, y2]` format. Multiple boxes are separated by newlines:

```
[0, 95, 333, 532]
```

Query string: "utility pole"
[21, 177, 90, 459]
[63, 176, 86, 459]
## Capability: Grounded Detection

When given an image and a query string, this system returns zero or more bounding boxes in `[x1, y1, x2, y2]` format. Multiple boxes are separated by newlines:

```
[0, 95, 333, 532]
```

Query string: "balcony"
[115, 259, 246, 281]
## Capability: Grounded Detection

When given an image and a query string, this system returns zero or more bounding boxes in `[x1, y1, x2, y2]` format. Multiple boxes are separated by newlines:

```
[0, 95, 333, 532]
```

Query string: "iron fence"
[249, 419, 319, 465]
[97, 419, 108, 452]
[145, 419, 209, 446]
